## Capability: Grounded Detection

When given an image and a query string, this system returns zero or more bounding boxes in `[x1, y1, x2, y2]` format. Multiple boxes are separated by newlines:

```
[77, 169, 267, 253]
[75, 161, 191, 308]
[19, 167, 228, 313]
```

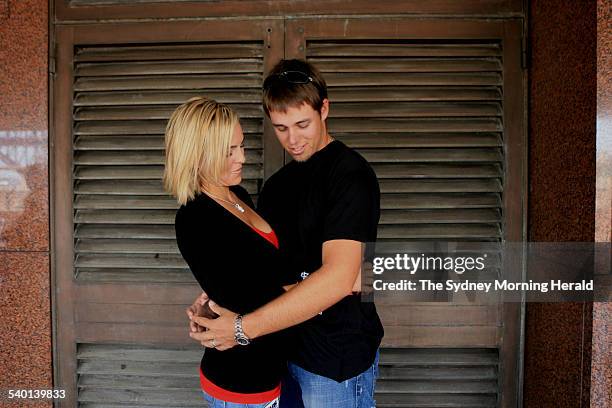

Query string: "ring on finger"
[210, 338, 217, 348]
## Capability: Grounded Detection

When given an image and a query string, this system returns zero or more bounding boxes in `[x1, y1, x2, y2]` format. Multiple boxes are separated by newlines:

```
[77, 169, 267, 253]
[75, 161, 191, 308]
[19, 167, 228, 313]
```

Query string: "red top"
[249, 225, 279, 249]
[199, 224, 280, 403]
[200, 367, 281, 403]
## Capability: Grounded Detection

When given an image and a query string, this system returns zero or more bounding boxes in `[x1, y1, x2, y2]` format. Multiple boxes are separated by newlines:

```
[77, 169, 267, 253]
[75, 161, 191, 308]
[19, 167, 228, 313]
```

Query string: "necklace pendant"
[235, 203, 245, 213]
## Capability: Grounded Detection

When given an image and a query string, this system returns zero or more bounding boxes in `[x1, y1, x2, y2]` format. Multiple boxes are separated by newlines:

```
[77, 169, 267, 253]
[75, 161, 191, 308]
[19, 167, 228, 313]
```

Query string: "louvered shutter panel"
[77, 344, 204, 406]
[76, 344, 499, 408]
[292, 18, 525, 407]
[72, 43, 265, 282]
[309, 41, 503, 243]
[53, 20, 285, 407]
[307, 40, 503, 408]
[376, 348, 499, 408]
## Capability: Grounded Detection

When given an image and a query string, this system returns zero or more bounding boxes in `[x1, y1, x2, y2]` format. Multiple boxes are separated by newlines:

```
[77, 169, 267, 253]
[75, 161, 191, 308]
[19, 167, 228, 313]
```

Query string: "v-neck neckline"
[199, 188, 277, 248]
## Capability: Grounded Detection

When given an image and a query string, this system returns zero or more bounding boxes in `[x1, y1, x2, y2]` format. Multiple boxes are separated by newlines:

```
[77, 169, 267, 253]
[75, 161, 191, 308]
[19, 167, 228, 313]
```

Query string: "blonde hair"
[163, 97, 239, 205]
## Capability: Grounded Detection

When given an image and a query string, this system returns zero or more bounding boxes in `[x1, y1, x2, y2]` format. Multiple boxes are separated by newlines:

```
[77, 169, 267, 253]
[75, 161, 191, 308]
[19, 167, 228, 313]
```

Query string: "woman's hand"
[189, 301, 239, 351]
[185, 291, 209, 333]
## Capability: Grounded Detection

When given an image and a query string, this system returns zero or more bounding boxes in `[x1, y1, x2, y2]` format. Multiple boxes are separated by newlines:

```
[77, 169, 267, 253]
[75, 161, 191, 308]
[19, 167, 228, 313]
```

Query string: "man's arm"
[190, 162, 378, 350]
[244, 239, 361, 338]
[190, 239, 362, 349]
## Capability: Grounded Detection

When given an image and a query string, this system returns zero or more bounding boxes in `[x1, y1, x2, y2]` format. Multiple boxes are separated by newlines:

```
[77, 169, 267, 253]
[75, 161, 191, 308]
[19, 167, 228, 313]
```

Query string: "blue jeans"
[202, 390, 279, 408]
[280, 351, 379, 408]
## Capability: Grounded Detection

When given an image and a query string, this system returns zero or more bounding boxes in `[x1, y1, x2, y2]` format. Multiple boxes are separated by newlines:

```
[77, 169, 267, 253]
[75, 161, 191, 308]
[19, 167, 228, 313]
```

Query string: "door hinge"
[49, 43, 56, 76]
[521, 34, 529, 70]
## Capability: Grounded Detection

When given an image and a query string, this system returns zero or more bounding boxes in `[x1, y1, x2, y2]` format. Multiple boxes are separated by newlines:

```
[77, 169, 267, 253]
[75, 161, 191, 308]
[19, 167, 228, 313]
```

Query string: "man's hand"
[185, 291, 209, 333]
[189, 301, 239, 351]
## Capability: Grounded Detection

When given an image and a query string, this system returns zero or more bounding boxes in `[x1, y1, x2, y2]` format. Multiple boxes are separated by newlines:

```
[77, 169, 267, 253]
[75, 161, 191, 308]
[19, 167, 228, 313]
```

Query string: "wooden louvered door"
[286, 18, 526, 407]
[53, 20, 283, 407]
[53, 16, 525, 408]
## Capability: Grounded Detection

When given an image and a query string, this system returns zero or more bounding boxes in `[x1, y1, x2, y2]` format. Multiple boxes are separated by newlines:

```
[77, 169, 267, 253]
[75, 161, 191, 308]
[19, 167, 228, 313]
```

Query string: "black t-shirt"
[258, 140, 384, 382]
[174, 185, 289, 394]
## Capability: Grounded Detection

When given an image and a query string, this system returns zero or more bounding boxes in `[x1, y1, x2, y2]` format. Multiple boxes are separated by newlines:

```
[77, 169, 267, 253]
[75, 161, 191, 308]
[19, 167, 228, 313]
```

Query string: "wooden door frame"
[54, 0, 524, 22]
[51, 15, 527, 408]
[50, 18, 284, 407]
[284, 17, 527, 408]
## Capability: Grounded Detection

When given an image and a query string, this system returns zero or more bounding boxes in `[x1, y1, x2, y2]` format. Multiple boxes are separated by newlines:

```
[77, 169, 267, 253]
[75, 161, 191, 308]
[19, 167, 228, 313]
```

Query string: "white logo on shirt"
[300, 271, 323, 315]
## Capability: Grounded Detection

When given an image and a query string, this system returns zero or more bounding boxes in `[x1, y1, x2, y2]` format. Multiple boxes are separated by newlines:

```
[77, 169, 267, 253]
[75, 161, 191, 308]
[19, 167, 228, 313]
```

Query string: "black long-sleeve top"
[174, 185, 292, 398]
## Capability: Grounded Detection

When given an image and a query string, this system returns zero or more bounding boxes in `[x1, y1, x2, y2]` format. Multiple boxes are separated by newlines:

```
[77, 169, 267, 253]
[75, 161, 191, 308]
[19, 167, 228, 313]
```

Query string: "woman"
[163, 97, 292, 407]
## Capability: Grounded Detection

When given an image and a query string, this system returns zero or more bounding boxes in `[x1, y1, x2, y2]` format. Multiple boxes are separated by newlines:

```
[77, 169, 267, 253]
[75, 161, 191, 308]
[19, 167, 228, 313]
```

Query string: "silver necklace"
[204, 190, 245, 213]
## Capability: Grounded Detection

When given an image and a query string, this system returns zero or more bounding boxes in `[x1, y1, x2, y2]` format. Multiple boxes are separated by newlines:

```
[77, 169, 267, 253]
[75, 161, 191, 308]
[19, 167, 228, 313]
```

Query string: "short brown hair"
[262, 59, 328, 117]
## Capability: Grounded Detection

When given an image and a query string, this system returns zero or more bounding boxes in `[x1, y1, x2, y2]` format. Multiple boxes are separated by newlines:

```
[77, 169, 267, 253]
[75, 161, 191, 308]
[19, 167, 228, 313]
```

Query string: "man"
[187, 59, 384, 407]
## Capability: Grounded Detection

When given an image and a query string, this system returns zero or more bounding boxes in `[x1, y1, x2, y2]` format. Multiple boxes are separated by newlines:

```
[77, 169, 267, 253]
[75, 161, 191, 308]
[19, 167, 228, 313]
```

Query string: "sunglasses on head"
[263, 70, 313, 89]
